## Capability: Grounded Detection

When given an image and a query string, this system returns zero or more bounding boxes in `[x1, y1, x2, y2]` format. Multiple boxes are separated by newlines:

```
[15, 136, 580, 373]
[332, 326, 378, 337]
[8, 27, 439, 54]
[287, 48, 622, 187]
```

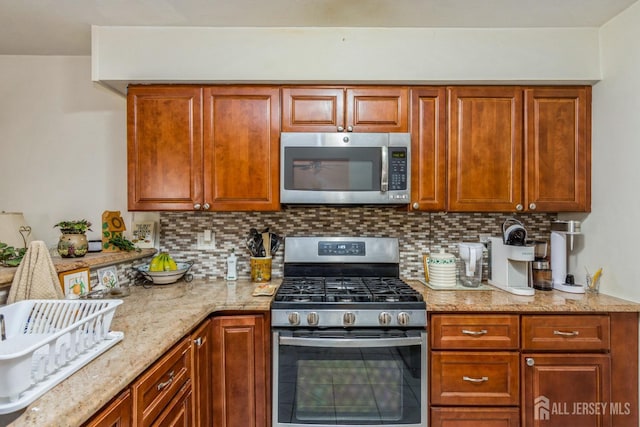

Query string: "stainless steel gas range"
[272, 237, 428, 427]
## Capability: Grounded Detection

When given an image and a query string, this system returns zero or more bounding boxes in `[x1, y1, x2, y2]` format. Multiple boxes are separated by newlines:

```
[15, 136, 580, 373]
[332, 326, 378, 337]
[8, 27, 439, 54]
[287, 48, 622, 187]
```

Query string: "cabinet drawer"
[431, 407, 520, 427]
[431, 314, 519, 349]
[431, 352, 519, 406]
[522, 315, 610, 351]
[132, 337, 192, 427]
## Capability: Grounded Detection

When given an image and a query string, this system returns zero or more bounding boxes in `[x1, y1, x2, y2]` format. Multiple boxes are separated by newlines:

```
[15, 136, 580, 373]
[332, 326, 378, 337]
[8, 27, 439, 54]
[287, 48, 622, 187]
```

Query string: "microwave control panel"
[389, 148, 408, 191]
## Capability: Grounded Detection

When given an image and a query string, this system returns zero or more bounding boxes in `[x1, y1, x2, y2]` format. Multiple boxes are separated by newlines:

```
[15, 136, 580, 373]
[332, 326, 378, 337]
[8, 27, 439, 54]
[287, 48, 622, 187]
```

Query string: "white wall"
[0, 56, 129, 248]
[568, 2, 640, 302]
[92, 26, 602, 93]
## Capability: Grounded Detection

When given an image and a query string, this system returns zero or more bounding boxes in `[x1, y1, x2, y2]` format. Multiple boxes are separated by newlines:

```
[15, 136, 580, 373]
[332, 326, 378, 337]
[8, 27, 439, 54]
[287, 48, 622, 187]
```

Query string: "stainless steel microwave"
[280, 132, 411, 205]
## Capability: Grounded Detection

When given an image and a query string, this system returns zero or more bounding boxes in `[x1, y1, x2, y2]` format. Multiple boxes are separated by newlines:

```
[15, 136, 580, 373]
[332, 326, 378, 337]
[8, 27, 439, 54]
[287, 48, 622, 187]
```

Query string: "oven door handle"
[278, 335, 424, 348]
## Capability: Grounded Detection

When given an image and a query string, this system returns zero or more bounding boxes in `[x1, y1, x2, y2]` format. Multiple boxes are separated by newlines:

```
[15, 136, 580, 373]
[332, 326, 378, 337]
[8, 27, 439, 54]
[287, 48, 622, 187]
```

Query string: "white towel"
[7, 240, 64, 303]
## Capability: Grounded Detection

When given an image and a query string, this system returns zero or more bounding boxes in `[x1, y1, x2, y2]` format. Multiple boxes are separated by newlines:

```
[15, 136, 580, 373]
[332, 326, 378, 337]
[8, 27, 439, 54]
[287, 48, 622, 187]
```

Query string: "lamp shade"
[0, 212, 32, 249]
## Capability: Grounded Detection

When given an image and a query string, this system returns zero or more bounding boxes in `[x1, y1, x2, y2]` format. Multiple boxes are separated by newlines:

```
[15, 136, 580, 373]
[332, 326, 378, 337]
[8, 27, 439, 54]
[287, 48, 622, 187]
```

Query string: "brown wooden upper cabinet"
[447, 85, 591, 212]
[127, 85, 280, 211]
[281, 86, 409, 132]
[409, 87, 447, 211]
[525, 87, 591, 212]
[128, 85, 204, 211]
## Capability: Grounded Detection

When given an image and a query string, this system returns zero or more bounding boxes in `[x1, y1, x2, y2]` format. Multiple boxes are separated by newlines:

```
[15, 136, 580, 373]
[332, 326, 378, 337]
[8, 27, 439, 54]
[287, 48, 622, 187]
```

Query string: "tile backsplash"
[160, 207, 556, 281]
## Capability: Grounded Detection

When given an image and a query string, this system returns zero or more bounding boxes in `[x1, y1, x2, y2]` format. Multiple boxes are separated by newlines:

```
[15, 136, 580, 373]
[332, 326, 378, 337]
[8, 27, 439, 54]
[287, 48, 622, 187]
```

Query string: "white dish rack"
[0, 299, 123, 414]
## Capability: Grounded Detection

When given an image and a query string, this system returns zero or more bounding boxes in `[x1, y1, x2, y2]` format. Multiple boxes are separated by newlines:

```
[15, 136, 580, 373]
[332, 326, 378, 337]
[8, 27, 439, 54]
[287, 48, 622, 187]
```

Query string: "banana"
[149, 252, 179, 272]
[149, 254, 164, 272]
[166, 254, 178, 271]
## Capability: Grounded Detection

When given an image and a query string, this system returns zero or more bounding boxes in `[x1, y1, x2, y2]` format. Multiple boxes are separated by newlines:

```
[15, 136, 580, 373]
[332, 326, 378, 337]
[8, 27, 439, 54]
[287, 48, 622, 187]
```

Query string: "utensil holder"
[250, 257, 272, 282]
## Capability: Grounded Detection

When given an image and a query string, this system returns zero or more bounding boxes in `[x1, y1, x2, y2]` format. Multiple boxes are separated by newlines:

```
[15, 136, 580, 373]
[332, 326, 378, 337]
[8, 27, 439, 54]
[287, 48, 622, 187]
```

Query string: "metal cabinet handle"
[202, 203, 210, 210]
[380, 147, 388, 193]
[515, 204, 524, 211]
[526, 357, 535, 367]
[337, 126, 345, 132]
[346, 125, 354, 132]
[194, 203, 201, 210]
[194, 337, 203, 347]
[553, 330, 580, 337]
[529, 202, 537, 210]
[412, 202, 419, 210]
[461, 329, 488, 336]
[463, 376, 489, 383]
[157, 370, 175, 391]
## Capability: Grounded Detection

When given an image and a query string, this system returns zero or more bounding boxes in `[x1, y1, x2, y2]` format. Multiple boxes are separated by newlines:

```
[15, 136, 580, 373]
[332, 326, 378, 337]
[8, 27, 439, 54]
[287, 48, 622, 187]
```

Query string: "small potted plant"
[54, 219, 92, 258]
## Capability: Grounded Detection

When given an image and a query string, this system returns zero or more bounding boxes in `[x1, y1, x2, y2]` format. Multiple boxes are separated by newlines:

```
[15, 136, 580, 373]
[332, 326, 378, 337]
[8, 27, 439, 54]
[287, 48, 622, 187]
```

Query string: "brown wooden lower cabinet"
[522, 353, 611, 427]
[429, 312, 639, 427]
[84, 389, 132, 427]
[430, 407, 520, 427]
[211, 313, 270, 427]
[150, 380, 193, 427]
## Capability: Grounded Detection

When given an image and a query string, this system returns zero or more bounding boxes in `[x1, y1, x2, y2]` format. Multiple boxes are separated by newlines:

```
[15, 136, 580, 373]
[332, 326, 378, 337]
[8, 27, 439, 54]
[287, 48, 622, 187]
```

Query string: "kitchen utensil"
[458, 242, 484, 288]
[262, 232, 271, 257]
[502, 217, 528, 246]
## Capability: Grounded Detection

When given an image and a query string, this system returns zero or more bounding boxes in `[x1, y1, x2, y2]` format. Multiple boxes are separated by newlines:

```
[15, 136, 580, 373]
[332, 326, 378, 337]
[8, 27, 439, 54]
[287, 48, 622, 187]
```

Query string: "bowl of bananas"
[135, 252, 194, 285]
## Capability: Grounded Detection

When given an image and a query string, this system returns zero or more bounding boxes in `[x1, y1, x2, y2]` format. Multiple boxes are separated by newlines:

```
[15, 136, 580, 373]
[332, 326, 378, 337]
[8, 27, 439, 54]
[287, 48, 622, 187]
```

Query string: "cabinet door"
[84, 390, 132, 427]
[522, 354, 611, 427]
[203, 87, 280, 211]
[212, 314, 269, 427]
[346, 87, 409, 132]
[525, 87, 591, 212]
[447, 86, 523, 212]
[281, 87, 344, 132]
[127, 85, 203, 211]
[151, 381, 193, 427]
[192, 320, 211, 427]
[409, 87, 447, 211]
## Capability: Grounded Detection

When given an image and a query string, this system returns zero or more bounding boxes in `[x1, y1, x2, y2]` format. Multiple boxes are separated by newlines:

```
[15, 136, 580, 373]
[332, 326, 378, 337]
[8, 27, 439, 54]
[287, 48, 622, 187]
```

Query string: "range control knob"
[288, 312, 300, 326]
[378, 312, 393, 326]
[343, 312, 356, 326]
[307, 312, 319, 326]
[397, 312, 411, 326]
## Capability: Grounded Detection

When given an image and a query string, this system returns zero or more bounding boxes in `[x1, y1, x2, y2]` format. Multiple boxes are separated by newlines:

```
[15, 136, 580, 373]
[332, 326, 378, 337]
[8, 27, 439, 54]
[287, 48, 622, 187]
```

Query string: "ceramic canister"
[427, 249, 457, 287]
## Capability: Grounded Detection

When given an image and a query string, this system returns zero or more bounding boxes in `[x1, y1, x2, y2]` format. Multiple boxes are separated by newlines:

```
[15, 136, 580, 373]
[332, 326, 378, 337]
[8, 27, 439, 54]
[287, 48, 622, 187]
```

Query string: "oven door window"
[275, 330, 425, 426]
[283, 147, 382, 191]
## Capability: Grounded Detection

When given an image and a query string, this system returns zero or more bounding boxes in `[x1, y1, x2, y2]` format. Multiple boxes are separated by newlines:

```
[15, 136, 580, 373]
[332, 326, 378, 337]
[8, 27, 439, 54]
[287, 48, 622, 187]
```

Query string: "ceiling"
[0, 0, 636, 56]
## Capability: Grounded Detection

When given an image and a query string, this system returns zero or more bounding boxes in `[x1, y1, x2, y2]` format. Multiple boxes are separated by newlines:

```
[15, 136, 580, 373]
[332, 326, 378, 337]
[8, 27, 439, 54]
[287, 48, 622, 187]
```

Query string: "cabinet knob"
[194, 203, 202, 210]
[515, 204, 524, 211]
[337, 126, 345, 132]
[526, 357, 535, 367]
[202, 203, 211, 210]
[529, 203, 537, 210]
[346, 125, 354, 132]
[194, 337, 203, 347]
[412, 202, 420, 210]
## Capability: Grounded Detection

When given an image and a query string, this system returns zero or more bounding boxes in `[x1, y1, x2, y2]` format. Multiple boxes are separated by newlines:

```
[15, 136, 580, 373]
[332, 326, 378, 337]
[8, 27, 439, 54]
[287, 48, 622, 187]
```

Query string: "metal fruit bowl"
[135, 261, 194, 285]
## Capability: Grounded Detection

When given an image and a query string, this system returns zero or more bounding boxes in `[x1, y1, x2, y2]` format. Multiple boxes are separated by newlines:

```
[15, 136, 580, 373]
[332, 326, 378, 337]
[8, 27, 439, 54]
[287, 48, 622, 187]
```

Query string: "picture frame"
[131, 221, 157, 249]
[97, 266, 119, 289]
[58, 267, 90, 298]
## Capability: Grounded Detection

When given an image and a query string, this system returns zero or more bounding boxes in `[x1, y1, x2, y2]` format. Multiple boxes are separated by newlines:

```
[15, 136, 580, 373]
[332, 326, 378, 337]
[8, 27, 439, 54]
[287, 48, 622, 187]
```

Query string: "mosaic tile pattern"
[159, 208, 556, 280]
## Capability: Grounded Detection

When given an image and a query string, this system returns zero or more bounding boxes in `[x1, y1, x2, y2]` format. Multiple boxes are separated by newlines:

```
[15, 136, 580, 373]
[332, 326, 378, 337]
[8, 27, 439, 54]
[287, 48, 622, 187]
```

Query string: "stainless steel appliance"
[272, 237, 427, 427]
[280, 133, 411, 205]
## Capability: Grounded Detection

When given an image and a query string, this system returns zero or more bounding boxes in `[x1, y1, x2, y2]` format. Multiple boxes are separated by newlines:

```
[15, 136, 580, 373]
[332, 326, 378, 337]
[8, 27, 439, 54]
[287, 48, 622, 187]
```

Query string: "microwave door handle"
[380, 147, 388, 192]
[278, 335, 423, 348]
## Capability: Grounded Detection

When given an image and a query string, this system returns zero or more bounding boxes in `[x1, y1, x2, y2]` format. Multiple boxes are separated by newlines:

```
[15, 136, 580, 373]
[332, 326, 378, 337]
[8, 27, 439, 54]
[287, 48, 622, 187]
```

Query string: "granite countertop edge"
[7, 278, 640, 426]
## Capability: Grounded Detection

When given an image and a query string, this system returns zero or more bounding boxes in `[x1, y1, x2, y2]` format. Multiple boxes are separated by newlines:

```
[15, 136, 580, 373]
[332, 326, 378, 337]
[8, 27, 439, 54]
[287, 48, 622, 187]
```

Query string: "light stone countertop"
[4, 278, 640, 426]
[4, 279, 272, 427]
[408, 280, 640, 313]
